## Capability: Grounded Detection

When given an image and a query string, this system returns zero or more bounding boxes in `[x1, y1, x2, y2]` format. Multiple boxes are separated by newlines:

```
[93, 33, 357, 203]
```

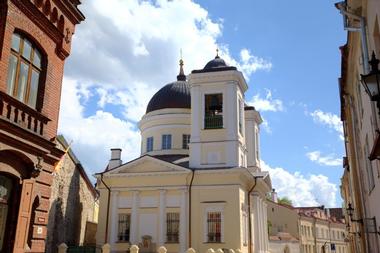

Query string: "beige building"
[267, 191, 348, 253]
[336, 0, 380, 252]
[296, 207, 348, 253]
[46, 136, 99, 252]
[95, 55, 272, 253]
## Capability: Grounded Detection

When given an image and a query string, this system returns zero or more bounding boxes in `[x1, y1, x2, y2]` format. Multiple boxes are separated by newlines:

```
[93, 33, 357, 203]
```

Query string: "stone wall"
[46, 136, 98, 253]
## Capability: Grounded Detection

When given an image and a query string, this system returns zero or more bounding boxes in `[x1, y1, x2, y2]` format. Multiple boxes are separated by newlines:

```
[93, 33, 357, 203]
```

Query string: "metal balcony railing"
[204, 115, 223, 129]
[0, 91, 50, 136]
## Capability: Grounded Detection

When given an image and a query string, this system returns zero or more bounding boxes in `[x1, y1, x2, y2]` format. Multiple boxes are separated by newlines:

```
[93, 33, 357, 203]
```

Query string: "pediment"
[106, 155, 189, 175]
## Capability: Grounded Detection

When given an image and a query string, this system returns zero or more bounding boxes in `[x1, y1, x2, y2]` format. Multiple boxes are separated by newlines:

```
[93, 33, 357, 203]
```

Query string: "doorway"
[0, 174, 21, 253]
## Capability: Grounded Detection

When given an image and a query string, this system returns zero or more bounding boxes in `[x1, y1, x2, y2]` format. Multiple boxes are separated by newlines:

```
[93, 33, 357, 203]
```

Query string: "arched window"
[6, 33, 43, 109]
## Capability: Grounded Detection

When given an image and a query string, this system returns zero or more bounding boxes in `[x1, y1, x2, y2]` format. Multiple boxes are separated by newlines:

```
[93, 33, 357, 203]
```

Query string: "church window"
[182, 134, 190, 149]
[166, 212, 179, 243]
[207, 212, 222, 242]
[146, 137, 153, 152]
[204, 94, 223, 129]
[7, 33, 43, 109]
[162, 134, 172, 149]
[118, 213, 130, 242]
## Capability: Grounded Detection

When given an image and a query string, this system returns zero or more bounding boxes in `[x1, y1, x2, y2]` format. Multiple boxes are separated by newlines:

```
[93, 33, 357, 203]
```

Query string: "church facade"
[96, 55, 272, 253]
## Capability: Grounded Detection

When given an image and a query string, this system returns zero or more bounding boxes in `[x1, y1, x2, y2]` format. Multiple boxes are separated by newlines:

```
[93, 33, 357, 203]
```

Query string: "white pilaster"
[180, 189, 188, 253]
[110, 191, 119, 244]
[252, 193, 260, 253]
[158, 190, 166, 246]
[258, 197, 264, 252]
[263, 201, 269, 252]
[130, 191, 140, 244]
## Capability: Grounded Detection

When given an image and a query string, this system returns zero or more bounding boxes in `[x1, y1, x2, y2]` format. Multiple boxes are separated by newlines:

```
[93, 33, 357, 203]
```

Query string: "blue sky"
[59, 0, 347, 207]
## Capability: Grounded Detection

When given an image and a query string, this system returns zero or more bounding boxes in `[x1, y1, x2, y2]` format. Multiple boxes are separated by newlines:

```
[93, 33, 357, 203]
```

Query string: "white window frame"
[202, 203, 225, 243]
[162, 134, 172, 150]
[147, 136, 154, 152]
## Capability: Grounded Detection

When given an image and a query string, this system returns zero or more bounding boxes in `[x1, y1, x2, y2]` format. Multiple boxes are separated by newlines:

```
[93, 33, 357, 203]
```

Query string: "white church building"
[95, 53, 272, 253]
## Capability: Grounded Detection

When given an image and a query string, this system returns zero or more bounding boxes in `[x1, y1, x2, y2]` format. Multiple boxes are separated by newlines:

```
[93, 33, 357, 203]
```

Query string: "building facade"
[0, 1, 83, 252]
[46, 135, 99, 253]
[95, 56, 272, 253]
[336, 0, 380, 252]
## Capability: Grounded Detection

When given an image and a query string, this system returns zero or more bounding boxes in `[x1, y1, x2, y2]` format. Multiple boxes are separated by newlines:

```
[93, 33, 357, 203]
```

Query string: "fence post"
[131, 245, 139, 253]
[58, 243, 68, 253]
[206, 249, 215, 253]
[158, 246, 167, 253]
[102, 244, 111, 253]
[187, 248, 196, 253]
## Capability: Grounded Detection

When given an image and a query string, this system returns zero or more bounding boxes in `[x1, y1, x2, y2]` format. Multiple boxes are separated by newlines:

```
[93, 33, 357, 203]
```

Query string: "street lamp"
[361, 51, 380, 115]
[346, 203, 363, 224]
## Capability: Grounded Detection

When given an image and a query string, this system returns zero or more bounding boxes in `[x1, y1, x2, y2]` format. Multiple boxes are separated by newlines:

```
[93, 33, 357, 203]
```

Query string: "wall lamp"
[361, 52, 380, 115]
[346, 203, 363, 224]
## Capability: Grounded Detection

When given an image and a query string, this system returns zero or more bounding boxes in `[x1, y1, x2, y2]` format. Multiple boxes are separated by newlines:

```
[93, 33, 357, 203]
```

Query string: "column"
[158, 190, 166, 247]
[180, 189, 188, 253]
[252, 193, 260, 253]
[130, 191, 140, 244]
[109, 191, 119, 244]
[263, 201, 269, 252]
[258, 197, 264, 253]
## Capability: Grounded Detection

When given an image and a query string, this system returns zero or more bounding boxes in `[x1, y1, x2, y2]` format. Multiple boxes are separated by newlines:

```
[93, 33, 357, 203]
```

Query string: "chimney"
[108, 148, 122, 170]
[271, 188, 278, 203]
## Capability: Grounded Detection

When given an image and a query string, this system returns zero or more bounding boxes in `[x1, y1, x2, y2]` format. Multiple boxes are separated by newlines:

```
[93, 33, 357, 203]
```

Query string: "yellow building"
[336, 0, 380, 252]
[95, 55, 272, 253]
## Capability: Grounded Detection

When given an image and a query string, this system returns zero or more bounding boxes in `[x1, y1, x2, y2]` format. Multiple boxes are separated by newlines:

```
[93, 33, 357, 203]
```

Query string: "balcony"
[204, 115, 223, 129]
[0, 91, 50, 136]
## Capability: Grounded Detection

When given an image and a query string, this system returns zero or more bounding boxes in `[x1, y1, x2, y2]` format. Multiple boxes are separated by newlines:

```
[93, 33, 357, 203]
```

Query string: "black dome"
[146, 81, 191, 113]
[192, 55, 237, 74]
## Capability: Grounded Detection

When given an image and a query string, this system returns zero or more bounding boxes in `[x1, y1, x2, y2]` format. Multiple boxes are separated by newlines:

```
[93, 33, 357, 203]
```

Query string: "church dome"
[146, 59, 191, 114]
[146, 80, 190, 113]
[192, 51, 237, 74]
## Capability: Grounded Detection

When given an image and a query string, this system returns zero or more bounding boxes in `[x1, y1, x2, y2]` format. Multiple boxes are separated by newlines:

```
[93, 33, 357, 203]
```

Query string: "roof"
[56, 135, 98, 198]
[146, 81, 191, 113]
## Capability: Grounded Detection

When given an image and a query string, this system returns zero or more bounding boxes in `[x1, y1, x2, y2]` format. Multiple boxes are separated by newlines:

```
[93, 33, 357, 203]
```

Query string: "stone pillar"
[102, 244, 111, 253]
[110, 191, 119, 244]
[130, 245, 139, 253]
[180, 189, 188, 253]
[58, 243, 68, 253]
[252, 193, 260, 253]
[257, 197, 264, 252]
[130, 191, 140, 244]
[158, 190, 166, 247]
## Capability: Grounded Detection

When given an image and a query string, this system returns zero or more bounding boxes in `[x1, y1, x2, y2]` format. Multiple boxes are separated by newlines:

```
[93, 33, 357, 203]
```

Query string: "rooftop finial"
[177, 49, 186, 81]
[216, 47, 220, 59]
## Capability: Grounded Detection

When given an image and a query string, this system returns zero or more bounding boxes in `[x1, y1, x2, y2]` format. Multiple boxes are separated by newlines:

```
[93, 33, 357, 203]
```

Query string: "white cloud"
[306, 151, 342, 167]
[60, 0, 272, 174]
[261, 160, 338, 207]
[310, 110, 343, 140]
[248, 90, 284, 112]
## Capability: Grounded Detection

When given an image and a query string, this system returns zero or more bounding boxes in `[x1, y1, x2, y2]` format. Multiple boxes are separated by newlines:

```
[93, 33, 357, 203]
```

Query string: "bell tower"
[189, 53, 248, 168]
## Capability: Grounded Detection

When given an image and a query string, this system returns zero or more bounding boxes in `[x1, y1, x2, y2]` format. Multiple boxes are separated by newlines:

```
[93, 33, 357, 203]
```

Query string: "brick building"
[0, 1, 84, 253]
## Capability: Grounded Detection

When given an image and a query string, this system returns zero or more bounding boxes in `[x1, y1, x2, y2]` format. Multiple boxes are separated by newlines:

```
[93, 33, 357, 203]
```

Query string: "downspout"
[247, 175, 264, 253]
[101, 173, 111, 243]
[188, 169, 195, 247]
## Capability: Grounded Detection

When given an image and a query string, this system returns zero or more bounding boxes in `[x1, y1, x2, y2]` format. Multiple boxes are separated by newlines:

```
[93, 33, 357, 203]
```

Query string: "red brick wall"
[0, 0, 78, 140]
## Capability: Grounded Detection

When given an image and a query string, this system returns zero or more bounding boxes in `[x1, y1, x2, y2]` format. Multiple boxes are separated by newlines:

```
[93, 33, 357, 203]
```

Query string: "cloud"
[58, 78, 141, 174]
[59, 0, 273, 174]
[248, 90, 284, 112]
[261, 160, 338, 207]
[310, 110, 343, 140]
[306, 151, 342, 167]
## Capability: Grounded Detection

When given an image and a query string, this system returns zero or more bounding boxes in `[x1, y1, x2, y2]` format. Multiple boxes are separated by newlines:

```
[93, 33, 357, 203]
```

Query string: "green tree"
[278, 196, 293, 206]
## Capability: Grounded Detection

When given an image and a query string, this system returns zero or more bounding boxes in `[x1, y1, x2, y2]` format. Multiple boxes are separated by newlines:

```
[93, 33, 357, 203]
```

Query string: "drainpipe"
[247, 174, 264, 253]
[101, 173, 111, 243]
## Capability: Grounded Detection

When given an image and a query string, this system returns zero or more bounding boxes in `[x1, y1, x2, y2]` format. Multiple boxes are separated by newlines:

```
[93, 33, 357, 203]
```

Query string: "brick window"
[146, 137, 153, 152]
[118, 214, 130, 242]
[207, 212, 221, 242]
[6, 33, 43, 109]
[182, 134, 190, 149]
[166, 212, 179, 243]
[162, 134, 172, 150]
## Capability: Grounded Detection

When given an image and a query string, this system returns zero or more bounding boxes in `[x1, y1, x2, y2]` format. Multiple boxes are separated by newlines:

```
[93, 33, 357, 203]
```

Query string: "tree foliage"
[278, 196, 293, 206]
